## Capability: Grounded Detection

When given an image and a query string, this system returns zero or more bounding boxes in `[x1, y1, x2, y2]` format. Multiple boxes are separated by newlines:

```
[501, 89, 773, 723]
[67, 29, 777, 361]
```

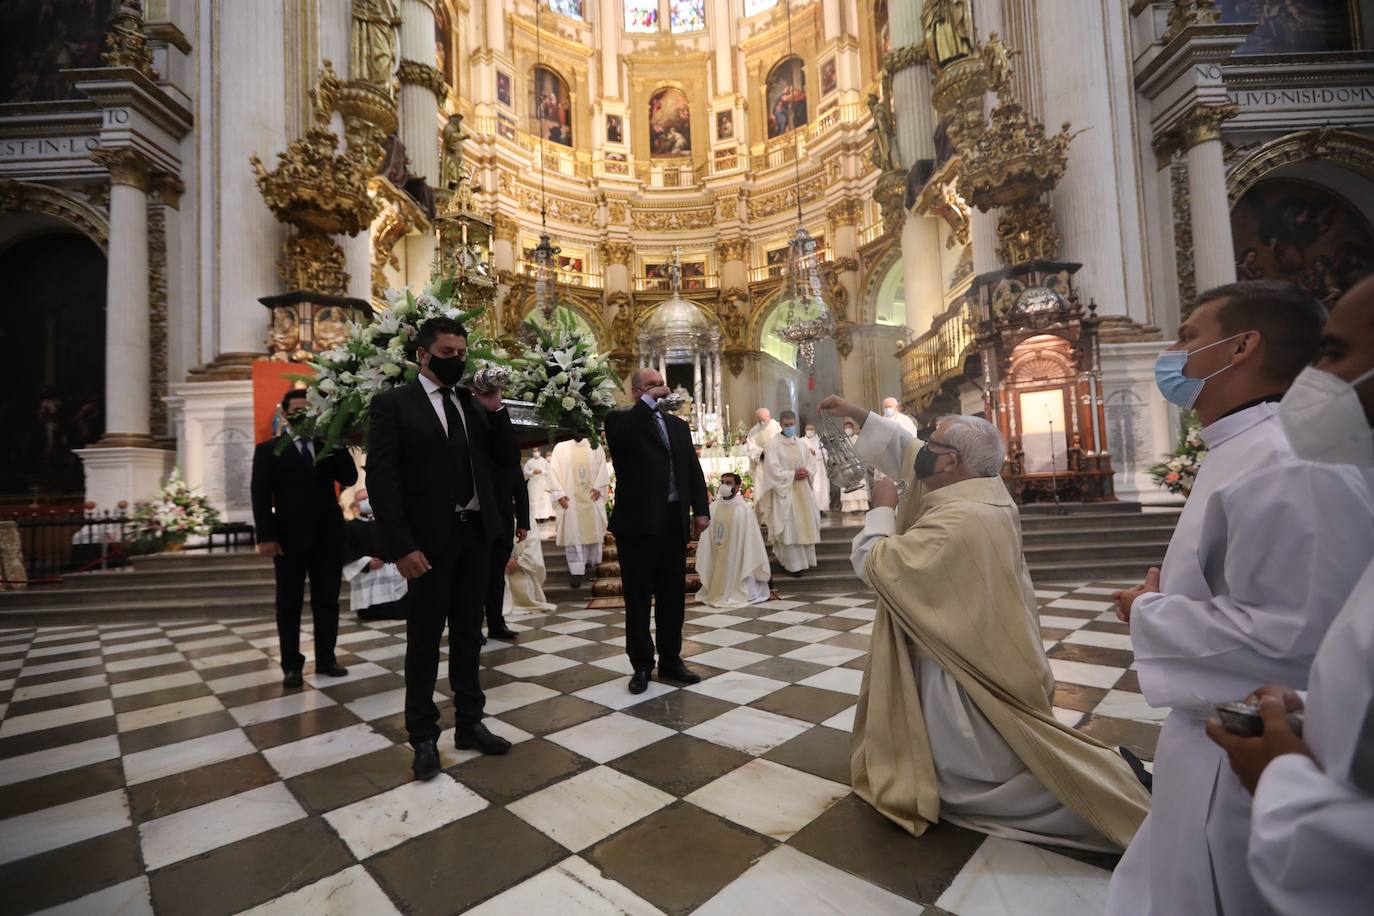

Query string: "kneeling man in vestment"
[838, 406, 1151, 851]
[696, 473, 770, 608]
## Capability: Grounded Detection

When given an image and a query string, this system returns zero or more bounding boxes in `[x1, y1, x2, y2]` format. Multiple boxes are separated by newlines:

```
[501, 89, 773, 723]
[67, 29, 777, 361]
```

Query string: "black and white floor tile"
[0, 582, 1154, 915]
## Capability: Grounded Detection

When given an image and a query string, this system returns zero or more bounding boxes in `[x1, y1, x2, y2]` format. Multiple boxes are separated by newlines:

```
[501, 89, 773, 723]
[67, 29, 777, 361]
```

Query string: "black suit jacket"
[364, 379, 520, 561]
[605, 399, 709, 540]
[250, 436, 358, 551]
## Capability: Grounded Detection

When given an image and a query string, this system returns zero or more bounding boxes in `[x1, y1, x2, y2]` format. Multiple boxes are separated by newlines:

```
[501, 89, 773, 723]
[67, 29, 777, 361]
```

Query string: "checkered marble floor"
[0, 582, 1155, 916]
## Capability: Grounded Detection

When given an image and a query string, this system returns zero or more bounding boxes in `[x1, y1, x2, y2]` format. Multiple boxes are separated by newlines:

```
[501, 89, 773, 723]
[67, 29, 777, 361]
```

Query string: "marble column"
[1182, 104, 1239, 291]
[711, 0, 733, 94]
[822, 0, 842, 41]
[398, 0, 441, 273]
[693, 349, 704, 416]
[886, 0, 933, 169]
[969, 0, 1003, 276]
[601, 0, 621, 96]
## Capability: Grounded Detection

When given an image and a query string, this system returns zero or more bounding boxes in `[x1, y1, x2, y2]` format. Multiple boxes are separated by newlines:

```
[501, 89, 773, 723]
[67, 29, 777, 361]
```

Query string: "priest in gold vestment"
[548, 436, 610, 588]
[696, 473, 771, 608]
[824, 401, 1151, 851]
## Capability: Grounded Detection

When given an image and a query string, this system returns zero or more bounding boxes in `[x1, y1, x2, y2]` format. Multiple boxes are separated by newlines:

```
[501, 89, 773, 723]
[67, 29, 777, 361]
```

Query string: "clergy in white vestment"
[847, 412, 1150, 849]
[1202, 276, 1374, 916]
[745, 408, 781, 513]
[880, 396, 922, 439]
[523, 448, 554, 520]
[695, 472, 771, 608]
[1106, 281, 1374, 916]
[838, 421, 871, 512]
[758, 411, 820, 575]
[547, 436, 611, 588]
[802, 422, 831, 512]
[341, 489, 408, 621]
[503, 531, 556, 614]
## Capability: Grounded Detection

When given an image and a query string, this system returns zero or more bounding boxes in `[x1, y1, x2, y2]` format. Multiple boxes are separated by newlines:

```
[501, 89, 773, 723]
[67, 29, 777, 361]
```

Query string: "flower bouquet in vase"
[507, 310, 621, 448]
[1150, 410, 1206, 498]
[128, 470, 220, 553]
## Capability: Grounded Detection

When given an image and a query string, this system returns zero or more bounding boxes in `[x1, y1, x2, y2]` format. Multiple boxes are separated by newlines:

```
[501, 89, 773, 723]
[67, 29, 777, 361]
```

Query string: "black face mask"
[286, 409, 307, 428]
[914, 444, 955, 480]
[426, 353, 466, 386]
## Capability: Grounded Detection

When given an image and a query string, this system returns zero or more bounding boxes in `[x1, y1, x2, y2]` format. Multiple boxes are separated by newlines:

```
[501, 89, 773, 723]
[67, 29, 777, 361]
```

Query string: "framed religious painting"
[496, 68, 512, 108]
[648, 86, 692, 157]
[533, 65, 573, 147]
[820, 56, 837, 96]
[715, 109, 735, 141]
[1219, 0, 1359, 53]
[497, 113, 517, 141]
[765, 56, 808, 138]
[605, 113, 624, 144]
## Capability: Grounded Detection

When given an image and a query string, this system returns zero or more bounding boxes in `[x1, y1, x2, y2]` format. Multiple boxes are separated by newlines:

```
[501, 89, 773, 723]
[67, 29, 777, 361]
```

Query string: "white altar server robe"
[803, 432, 830, 511]
[547, 439, 610, 549]
[1247, 556, 1374, 916]
[1107, 402, 1374, 916]
[524, 456, 553, 519]
[696, 494, 771, 608]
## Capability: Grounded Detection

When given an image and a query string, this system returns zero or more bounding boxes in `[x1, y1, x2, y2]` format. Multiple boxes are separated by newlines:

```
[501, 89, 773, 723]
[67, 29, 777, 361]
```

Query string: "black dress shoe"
[488, 626, 519, 641]
[455, 722, 511, 755]
[628, 669, 653, 694]
[412, 740, 441, 780]
[282, 668, 303, 689]
[570, 573, 583, 589]
[317, 661, 348, 677]
[657, 660, 701, 685]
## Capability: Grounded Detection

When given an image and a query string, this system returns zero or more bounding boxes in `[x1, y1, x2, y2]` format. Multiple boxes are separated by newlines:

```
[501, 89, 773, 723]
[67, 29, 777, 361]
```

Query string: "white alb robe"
[503, 533, 557, 615]
[850, 414, 1115, 851]
[803, 433, 831, 512]
[695, 495, 771, 608]
[746, 418, 781, 506]
[524, 456, 554, 519]
[1107, 403, 1374, 916]
[548, 439, 610, 574]
[759, 433, 820, 572]
[342, 556, 407, 612]
[1246, 555, 1374, 916]
[839, 433, 870, 511]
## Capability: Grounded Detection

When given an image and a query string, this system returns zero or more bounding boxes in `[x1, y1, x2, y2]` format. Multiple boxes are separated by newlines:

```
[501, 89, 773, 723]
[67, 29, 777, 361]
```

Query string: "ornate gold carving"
[90, 147, 152, 191]
[716, 195, 740, 222]
[915, 165, 971, 248]
[517, 187, 598, 224]
[883, 44, 925, 76]
[1164, 0, 1220, 41]
[268, 302, 301, 359]
[102, 0, 157, 80]
[397, 59, 447, 100]
[747, 174, 827, 220]
[832, 256, 860, 273]
[866, 89, 897, 172]
[717, 288, 749, 348]
[608, 291, 637, 352]
[0, 179, 109, 250]
[599, 241, 635, 267]
[1169, 160, 1196, 307]
[1226, 128, 1374, 205]
[931, 57, 991, 152]
[492, 211, 519, 243]
[439, 113, 470, 190]
[923, 0, 974, 75]
[1179, 102, 1238, 148]
[632, 207, 714, 231]
[715, 238, 750, 263]
[1152, 132, 1180, 169]
[147, 204, 168, 436]
[149, 172, 183, 208]
[280, 232, 349, 294]
[607, 199, 629, 223]
[826, 199, 864, 229]
[960, 34, 1077, 266]
[368, 175, 430, 299]
[872, 169, 908, 236]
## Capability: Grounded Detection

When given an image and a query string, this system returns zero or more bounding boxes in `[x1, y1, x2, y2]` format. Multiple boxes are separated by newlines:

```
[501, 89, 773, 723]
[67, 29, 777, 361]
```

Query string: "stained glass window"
[624, 1, 659, 32]
[549, 0, 584, 19]
[670, 0, 705, 31]
[744, 0, 777, 15]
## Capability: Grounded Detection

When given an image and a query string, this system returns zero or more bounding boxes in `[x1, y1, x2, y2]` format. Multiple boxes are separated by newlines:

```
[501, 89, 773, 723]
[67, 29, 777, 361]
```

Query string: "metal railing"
[517, 260, 605, 289]
[1, 509, 256, 587]
[899, 297, 980, 401]
[633, 273, 720, 292]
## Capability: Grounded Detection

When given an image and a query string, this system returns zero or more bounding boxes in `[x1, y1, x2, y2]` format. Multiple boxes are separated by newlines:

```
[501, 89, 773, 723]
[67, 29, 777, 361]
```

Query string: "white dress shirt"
[418, 373, 480, 511]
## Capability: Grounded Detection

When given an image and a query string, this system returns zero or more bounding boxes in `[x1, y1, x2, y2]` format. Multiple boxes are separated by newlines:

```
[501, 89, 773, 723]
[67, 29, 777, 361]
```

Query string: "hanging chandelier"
[772, 0, 835, 372]
[531, 0, 561, 322]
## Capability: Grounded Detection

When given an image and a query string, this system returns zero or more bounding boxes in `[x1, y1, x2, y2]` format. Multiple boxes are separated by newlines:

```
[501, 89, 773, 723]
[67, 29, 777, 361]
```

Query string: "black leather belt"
[456, 509, 482, 523]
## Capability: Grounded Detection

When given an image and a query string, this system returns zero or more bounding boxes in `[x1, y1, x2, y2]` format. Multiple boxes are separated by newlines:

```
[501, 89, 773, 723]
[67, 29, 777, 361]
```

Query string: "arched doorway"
[0, 233, 106, 496]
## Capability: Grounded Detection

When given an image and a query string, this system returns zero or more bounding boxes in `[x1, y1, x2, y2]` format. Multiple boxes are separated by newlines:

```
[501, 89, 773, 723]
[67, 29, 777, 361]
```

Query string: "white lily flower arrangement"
[288, 273, 504, 454]
[1150, 410, 1204, 497]
[128, 469, 221, 550]
[506, 310, 622, 447]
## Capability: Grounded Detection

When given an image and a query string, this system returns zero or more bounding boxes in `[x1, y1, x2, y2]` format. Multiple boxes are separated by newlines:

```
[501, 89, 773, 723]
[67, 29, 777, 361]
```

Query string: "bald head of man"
[755, 407, 771, 424]
[882, 397, 899, 417]
[630, 367, 669, 400]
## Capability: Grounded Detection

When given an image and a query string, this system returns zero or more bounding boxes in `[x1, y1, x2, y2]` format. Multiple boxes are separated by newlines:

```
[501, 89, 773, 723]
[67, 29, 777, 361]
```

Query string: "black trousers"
[272, 539, 342, 673]
[404, 513, 491, 746]
[619, 502, 687, 672]
[484, 522, 515, 631]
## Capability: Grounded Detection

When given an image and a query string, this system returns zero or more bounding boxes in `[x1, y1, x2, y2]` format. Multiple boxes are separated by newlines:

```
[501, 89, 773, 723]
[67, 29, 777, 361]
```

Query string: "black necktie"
[297, 439, 312, 466]
[654, 409, 679, 500]
[438, 387, 475, 507]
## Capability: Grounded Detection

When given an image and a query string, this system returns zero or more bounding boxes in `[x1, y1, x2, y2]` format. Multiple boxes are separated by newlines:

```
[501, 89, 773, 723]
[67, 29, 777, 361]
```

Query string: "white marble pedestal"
[166, 380, 256, 523]
[73, 446, 176, 512]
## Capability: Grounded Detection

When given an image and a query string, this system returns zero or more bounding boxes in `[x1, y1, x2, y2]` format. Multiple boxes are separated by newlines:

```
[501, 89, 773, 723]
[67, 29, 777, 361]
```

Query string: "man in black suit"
[366, 317, 520, 780]
[604, 366, 711, 694]
[250, 389, 358, 688]
[483, 394, 529, 643]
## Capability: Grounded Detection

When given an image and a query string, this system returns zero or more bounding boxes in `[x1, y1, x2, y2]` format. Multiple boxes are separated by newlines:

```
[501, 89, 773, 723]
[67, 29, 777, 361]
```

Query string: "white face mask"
[883, 406, 896, 417]
[1279, 366, 1374, 466]
[718, 484, 735, 499]
[805, 429, 816, 438]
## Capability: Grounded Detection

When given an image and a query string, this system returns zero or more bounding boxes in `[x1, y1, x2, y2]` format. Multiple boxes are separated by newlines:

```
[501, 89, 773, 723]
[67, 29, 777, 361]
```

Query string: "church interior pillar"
[398, 0, 441, 275]
[97, 150, 153, 443]
[1182, 106, 1239, 292]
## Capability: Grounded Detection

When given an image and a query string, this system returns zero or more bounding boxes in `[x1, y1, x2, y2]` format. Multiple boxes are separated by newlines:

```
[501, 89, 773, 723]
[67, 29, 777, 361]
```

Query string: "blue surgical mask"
[1154, 334, 1244, 408]
[782, 426, 797, 437]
